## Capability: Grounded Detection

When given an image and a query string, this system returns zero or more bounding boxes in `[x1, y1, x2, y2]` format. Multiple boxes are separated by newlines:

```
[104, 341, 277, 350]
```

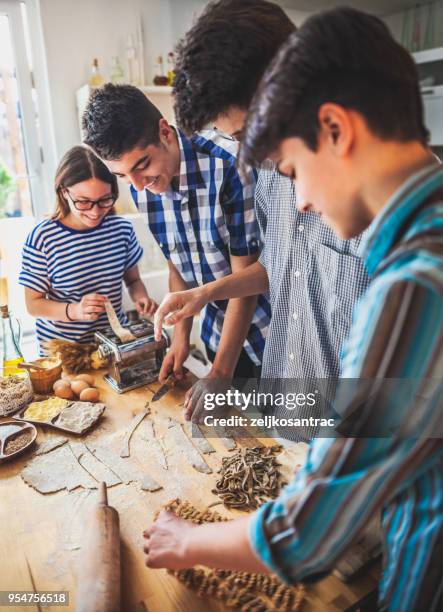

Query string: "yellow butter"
[24, 397, 69, 422]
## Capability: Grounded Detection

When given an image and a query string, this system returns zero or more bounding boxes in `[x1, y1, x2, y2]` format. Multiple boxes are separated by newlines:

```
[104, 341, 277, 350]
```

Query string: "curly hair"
[173, 0, 295, 134]
[240, 7, 429, 170]
[82, 83, 162, 160]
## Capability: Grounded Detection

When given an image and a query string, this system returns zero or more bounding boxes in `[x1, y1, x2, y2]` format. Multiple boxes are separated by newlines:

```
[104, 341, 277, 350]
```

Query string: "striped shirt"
[131, 128, 270, 365]
[19, 215, 143, 351]
[250, 162, 443, 611]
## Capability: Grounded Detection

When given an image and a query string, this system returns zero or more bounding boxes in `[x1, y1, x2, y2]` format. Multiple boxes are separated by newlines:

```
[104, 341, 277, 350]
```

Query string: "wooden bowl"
[28, 358, 62, 394]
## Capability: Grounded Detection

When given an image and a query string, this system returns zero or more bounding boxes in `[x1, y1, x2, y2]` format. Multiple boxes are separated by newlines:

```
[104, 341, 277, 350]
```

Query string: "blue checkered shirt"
[256, 162, 370, 377]
[131, 128, 270, 365]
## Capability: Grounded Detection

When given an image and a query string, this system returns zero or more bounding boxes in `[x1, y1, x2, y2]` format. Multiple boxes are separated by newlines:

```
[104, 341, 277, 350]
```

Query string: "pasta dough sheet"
[55, 402, 105, 433]
[167, 418, 212, 474]
[105, 300, 136, 343]
[21, 444, 97, 493]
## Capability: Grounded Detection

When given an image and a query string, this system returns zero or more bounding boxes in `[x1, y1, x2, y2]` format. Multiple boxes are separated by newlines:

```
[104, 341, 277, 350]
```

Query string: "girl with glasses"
[19, 145, 157, 353]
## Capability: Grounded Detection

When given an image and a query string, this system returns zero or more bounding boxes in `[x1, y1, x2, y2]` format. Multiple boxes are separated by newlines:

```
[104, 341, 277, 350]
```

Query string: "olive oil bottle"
[1, 305, 24, 375]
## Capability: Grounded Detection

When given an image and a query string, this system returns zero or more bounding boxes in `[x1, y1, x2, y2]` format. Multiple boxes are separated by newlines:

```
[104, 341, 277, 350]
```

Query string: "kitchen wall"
[38, 0, 312, 160]
[38, 0, 173, 157]
[167, 0, 435, 47]
[383, 10, 405, 41]
[168, 0, 309, 42]
[37, 0, 443, 165]
[383, 3, 443, 48]
[168, 0, 207, 41]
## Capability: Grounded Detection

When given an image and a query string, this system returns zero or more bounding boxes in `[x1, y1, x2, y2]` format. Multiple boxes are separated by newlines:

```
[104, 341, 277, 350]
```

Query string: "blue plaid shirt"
[131, 128, 270, 365]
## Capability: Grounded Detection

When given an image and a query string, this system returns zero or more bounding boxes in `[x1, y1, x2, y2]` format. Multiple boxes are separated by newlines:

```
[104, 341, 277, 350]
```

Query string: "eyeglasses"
[65, 189, 116, 211]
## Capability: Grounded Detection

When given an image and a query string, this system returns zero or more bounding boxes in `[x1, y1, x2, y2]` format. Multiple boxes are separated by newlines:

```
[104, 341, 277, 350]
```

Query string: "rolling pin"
[76, 482, 121, 612]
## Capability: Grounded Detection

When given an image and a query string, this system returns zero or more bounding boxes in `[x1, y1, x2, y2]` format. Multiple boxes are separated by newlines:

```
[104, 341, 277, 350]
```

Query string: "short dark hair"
[52, 145, 118, 219]
[240, 7, 429, 168]
[173, 0, 295, 134]
[82, 83, 162, 160]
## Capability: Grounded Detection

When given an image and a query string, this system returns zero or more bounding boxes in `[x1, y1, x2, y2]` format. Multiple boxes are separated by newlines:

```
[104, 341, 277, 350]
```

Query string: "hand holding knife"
[152, 368, 189, 402]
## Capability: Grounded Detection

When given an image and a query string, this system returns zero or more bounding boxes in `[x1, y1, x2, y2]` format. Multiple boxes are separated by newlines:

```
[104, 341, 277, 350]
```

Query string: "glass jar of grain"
[0, 367, 33, 416]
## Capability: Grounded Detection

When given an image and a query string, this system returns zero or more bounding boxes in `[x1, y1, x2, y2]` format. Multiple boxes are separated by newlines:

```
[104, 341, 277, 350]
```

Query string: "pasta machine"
[94, 319, 170, 393]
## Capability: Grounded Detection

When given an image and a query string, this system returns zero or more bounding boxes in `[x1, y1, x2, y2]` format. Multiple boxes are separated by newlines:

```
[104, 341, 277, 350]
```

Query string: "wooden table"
[0, 372, 379, 612]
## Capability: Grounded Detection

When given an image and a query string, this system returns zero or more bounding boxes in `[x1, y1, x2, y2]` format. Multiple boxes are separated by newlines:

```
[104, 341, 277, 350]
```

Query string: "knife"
[152, 368, 188, 402]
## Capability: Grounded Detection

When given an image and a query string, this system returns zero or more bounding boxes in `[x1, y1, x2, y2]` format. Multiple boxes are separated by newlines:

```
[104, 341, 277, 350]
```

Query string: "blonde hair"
[52, 145, 118, 219]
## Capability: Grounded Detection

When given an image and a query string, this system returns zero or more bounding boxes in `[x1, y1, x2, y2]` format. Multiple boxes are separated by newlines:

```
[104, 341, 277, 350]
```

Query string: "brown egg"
[79, 387, 100, 403]
[53, 379, 70, 393]
[71, 380, 89, 396]
[74, 373, 94, 386]
[54, 384, 75, 400]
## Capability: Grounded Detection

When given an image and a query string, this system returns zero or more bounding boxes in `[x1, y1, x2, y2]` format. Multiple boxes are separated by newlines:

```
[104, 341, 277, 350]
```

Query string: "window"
[0, 1, 47, 217]
[0, 0, 56, 339]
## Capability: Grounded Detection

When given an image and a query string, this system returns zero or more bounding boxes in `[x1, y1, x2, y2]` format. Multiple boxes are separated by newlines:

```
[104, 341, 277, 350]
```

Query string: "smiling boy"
[143, 9, 443, 610]
[154, 0, 370, 423]
[82, 85, 270, 386]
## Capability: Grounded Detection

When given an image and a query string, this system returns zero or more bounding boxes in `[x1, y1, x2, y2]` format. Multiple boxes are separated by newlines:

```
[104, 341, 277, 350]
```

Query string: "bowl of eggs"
[53, 374, 100, 403]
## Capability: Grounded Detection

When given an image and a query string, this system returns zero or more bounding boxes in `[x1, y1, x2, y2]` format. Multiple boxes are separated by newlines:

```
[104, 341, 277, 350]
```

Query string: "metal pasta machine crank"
[94, 319, 169, 393]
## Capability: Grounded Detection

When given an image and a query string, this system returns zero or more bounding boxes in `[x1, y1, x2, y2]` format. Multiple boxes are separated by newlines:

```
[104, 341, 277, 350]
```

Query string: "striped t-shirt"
[19, 215, 143, 351]
[250, 162, 443, 611]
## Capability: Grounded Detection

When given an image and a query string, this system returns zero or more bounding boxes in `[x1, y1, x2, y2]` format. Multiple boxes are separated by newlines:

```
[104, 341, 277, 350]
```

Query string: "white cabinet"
[139, 86, 174, 124]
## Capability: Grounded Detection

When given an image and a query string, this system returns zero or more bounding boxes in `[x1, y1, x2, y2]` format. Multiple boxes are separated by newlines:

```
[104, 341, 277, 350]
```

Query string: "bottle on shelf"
[167, 51, 175, 86]
[153, 55, 169, 86]
[0, 247, 8, 307]
[126, 34, 140, 86]
[1, 304, 24, 375]
[110, 56, 125, 84]
[89, 58, 105, 88]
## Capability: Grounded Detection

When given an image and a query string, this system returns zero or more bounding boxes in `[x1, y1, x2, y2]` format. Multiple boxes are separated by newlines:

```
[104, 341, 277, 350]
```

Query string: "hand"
[158, 339, 190, 383]
[135, 296, 158, 318]
[154, 287, 207, 341]
[143, 510, 197, 569]
[70, 294, 107, 321]
[184, 370, 233, 422]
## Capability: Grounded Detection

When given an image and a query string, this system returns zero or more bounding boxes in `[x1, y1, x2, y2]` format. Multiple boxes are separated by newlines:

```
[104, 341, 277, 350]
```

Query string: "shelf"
[413, 46, 443, 65]
[140, 85, 173, 94]
[421, 84, 443, 96]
